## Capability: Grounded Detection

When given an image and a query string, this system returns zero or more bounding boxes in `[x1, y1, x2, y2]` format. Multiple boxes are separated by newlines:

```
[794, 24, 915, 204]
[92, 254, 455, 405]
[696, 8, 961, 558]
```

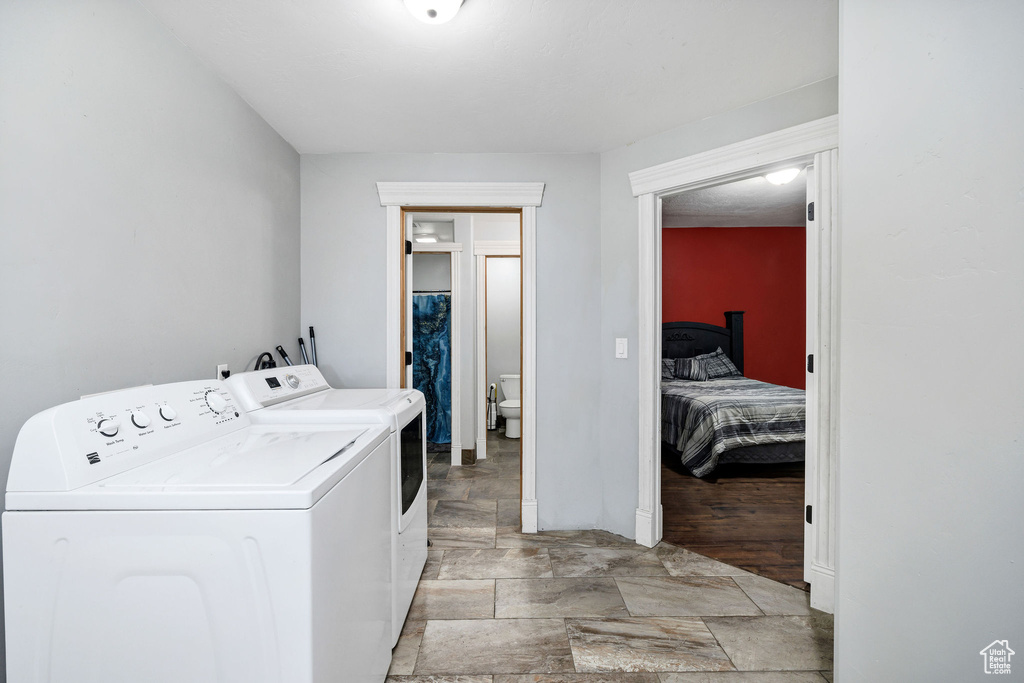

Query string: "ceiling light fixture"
[404, 0, 464, 25]
[414, 235, 438, 243]
[764, 168, 801, 186]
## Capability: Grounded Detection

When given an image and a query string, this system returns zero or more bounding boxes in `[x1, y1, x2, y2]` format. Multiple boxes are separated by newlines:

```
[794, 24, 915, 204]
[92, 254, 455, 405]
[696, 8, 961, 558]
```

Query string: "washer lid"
[5, 424, 389, 512]
[251, 388, 425, 431]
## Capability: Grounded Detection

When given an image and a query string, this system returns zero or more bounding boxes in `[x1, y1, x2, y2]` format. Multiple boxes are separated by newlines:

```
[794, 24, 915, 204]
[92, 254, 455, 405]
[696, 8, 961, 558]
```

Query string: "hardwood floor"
[661, 454, 808, 590]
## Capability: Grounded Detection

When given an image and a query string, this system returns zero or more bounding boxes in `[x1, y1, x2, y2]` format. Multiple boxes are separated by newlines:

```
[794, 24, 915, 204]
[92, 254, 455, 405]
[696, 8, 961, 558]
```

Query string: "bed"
[661, 311, 805, 478]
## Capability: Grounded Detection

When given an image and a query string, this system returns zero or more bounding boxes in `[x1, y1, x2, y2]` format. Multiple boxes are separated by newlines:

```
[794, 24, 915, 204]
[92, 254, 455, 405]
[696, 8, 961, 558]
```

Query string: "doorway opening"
[630, 117, 838, 612]
[659, 171, 809, 589]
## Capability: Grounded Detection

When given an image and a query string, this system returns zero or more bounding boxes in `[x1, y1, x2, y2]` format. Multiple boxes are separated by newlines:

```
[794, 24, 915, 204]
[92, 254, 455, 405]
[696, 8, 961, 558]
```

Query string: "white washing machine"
[226, 365, 427, 645]
[3, 379, 393, 683]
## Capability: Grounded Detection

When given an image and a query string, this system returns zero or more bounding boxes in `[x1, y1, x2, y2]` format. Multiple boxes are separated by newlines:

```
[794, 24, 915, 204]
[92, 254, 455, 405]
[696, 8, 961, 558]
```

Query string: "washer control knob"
[205, 391, 228, 414]
[285, 374, 300, 389]
[97, 418, 121, 437]
[131, 411, 151, 429]
[159, 404, 177, 421]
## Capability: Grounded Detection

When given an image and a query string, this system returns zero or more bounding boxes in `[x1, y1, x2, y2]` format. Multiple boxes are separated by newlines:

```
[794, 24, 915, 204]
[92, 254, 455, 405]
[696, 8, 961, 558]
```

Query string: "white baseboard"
[521, 499, 538, 533]
[634, 506, 662, 548]
[808, 562, 835, 613]
[476, 437, 487, 460]
[450, 443, 462, 467]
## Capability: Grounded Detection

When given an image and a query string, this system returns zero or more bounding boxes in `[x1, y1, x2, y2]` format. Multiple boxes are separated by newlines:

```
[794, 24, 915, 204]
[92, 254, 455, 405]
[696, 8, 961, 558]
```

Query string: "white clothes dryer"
[226, 365, 427, 645]
[3, 379, 393, 683]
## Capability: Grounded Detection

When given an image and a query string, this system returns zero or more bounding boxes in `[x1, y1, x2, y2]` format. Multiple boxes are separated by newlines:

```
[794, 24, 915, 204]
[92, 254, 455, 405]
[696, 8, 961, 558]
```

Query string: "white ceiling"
[139, 0, 837, 154]
[662, 168, 807, 228]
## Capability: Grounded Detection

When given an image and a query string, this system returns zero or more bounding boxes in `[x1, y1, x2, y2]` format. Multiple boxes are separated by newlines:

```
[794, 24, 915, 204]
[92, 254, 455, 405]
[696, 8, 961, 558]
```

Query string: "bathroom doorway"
[484, 254, 521, 473]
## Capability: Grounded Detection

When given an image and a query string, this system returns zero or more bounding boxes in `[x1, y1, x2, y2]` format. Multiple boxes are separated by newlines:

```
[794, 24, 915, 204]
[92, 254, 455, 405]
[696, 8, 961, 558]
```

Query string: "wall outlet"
[217, 364, 229, 379]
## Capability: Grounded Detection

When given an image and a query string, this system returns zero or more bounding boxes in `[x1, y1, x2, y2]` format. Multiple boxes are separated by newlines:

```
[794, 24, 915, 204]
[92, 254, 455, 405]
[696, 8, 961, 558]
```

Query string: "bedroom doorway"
[659, 176, 809, 589]
[631, 117, 839, 613]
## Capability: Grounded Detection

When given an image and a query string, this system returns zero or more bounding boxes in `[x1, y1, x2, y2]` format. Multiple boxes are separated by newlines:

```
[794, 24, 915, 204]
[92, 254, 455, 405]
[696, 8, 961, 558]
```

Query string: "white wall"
[596, 78, 840, 536]
[301, 153, 601, 530]
[486, 257, 521, 398]
[412, 253, 451, 291]
[837, 3, 1024, 680]
[0, 1, 300, 674]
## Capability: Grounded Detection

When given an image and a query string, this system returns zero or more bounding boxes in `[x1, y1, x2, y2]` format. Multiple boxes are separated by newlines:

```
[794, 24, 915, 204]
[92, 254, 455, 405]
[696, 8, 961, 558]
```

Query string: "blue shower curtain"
[412, 294, 452, 444]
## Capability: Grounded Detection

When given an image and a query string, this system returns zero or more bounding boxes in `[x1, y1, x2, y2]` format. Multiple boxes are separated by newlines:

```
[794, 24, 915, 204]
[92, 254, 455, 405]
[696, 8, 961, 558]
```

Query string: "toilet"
[498, 374, 521, 439]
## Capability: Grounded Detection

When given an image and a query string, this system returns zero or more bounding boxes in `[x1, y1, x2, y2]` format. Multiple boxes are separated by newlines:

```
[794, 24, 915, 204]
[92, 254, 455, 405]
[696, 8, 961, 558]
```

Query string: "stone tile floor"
[388, 430, 834, 681]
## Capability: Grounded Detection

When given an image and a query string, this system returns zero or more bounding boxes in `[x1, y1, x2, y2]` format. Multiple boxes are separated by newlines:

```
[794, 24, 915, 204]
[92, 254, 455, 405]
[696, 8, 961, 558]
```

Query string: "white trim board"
[378, 183, 542, 534]
[630, 117, 839, 614]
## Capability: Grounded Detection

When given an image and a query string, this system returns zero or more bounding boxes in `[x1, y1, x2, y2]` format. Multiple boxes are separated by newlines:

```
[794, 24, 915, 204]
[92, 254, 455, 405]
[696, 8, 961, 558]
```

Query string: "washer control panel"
[225, 364, 330, 411]
[7, 380, 247, 495]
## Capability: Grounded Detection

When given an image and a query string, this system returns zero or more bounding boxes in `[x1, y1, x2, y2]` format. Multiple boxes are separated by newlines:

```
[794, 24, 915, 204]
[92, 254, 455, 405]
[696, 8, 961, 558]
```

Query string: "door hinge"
[807, 354, 814, 373]
[807, 202, 815, 222]
[405, 351, 413, 366]
[405, 240, 412, 255]
[805, 505, 813, 524]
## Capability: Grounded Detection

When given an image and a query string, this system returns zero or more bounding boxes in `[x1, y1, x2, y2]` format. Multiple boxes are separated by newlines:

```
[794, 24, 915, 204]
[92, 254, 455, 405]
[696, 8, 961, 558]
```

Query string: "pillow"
[661, 358, 676, 381]
[674, 356, 710, 381]
[694, 347, 742, 379]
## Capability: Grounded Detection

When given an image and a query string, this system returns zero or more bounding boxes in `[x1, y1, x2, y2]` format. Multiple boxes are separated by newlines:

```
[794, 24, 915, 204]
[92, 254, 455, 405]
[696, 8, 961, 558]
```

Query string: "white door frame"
[628, 116, 839, 612]
[412, 241, 464, 467]
[377, 182, 544, 533]
[474, 241, 521, 458]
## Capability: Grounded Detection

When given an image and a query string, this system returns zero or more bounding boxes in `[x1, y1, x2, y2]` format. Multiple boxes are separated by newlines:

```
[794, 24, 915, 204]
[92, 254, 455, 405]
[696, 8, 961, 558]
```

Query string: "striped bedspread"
[661, 376, 806, 478]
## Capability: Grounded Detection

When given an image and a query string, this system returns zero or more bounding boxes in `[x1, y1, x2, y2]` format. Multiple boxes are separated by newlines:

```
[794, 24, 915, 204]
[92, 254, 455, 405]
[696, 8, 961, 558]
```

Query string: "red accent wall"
[662, 226, 805, 389]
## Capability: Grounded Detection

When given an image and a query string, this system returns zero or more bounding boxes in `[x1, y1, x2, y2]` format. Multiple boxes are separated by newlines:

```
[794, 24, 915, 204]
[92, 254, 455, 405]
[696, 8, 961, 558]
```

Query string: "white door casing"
[378, 182, 544, 533]
[412, 241, 464, 467]
[474, 241, 521, 460]
[628, 117, 839, 613]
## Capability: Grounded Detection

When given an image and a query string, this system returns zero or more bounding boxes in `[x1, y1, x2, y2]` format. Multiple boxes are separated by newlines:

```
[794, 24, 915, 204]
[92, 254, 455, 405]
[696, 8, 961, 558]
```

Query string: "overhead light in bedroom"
[765, 168, 801, 185]
[414, 235, 438, 243]
[404, 0, 464, 24]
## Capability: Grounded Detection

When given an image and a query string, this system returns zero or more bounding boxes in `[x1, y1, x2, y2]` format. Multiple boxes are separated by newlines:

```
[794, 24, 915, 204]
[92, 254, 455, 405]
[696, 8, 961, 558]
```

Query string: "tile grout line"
[727, 575, 767, 616]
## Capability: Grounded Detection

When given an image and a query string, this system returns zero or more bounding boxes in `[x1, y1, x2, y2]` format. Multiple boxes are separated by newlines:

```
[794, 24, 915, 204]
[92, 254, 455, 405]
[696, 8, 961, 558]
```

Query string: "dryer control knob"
[285, 374, 300, 389]
[205, 391, 228, 414]
[159, 405, 177, 421]
[97, 418, 121, 437]
[131, 411, 151, 429]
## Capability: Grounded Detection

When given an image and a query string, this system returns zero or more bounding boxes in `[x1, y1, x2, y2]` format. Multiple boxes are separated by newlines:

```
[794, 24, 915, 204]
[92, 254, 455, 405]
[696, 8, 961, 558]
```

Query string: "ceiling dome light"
[765, 168, 801, 186]
[404, 0, 463, 24]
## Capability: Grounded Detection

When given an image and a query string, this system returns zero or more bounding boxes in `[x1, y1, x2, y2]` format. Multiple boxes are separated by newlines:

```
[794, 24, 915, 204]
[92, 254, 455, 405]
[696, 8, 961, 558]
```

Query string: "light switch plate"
[615, 338, 628, 359]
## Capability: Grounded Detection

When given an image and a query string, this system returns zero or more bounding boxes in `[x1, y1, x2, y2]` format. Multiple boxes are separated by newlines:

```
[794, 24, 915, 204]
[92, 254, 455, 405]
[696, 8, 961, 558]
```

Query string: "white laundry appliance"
[225, 365, 427, 645]
[3, 379, 393, 683]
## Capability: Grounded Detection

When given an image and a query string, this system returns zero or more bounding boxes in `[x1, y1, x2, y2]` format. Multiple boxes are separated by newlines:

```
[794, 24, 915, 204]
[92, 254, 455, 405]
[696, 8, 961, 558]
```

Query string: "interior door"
[404, 212, 414, 389]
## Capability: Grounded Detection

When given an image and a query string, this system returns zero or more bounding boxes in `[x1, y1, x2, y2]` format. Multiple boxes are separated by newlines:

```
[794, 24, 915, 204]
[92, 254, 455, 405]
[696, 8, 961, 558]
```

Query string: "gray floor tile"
[655, 544, 752, 577]
[818, 673, 832, 682]
[468, 478, 521, 499]
[730, 574, 812, 616]
[407, 580, 495, 620]
[497, 498, 522, 527]
[430, 500, 497, 529]
[428, 462, 452, 480]
[421, 550, 443, 580]
[615, 576, 762, 617]
[448, 466, 500, 480]
[429, 479, 472, 501]
[496, 528, 603, 549]
[416, 619, 575, 675]
[566, 617, 734, 673]
[495, 578, 629, 618]
[658, 674, 830, 682]
[388, 677, 493, 683]
[439, 548, 553, 579]
[703, 615, 834, 671]
[590, 531, 639, 547]
[495, 676, 659, 683]
[428, 526, 497, 549]
[549, 547, 669, 578]
[388, 620, 425, 676]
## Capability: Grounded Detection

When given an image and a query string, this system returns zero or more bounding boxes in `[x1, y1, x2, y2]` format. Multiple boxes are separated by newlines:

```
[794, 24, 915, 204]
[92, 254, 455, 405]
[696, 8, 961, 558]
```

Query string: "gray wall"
[412, 253, 451, 291]
[301, 153, 602, 530]
[0, 1, 300, 673]
[836, 3, 1024, 680]
[595, 78, 840, 536]
[486, 257, 521, 398]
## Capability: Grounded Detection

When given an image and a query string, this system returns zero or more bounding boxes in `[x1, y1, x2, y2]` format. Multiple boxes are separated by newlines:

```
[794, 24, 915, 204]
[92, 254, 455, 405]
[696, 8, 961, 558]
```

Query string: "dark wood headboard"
[662, 311, 744, 375]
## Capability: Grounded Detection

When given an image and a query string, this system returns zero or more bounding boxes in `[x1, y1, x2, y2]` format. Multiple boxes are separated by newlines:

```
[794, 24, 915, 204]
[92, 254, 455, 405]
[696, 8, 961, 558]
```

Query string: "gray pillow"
[661, 358, 676, 380]
[693, 347, 742, 379]
[674, 357, 710, 381]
